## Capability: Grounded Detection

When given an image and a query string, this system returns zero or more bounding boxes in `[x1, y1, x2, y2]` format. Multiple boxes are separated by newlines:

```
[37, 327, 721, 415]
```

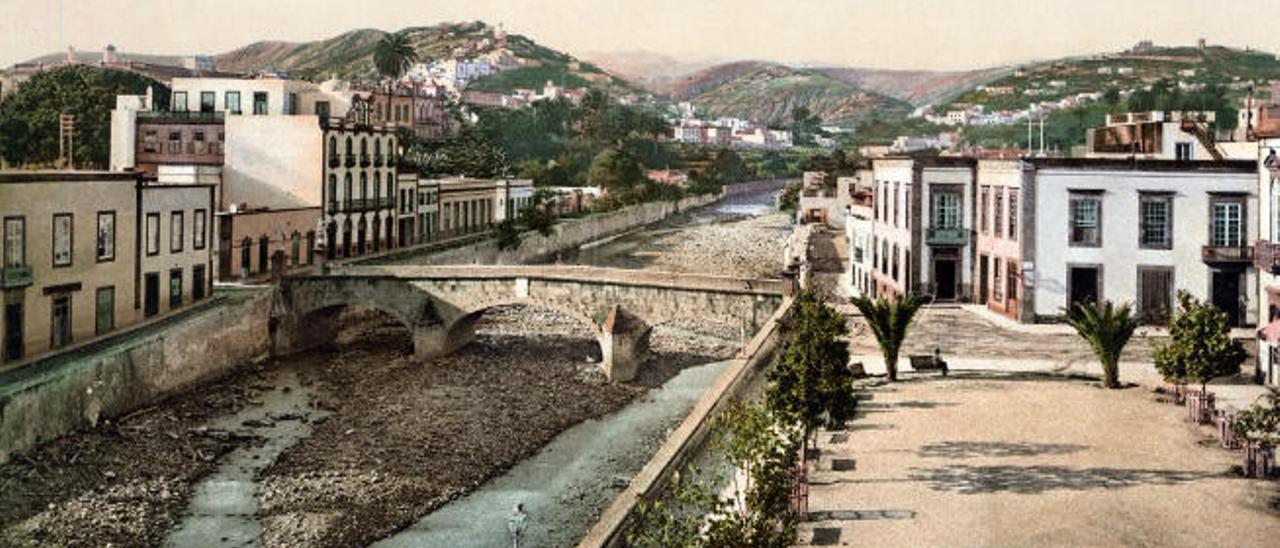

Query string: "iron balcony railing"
[1202, 245, 1253, 264]
[926, 227, 970, 246]
[1, 265, 33, 289]
[373, 153, 384, 167]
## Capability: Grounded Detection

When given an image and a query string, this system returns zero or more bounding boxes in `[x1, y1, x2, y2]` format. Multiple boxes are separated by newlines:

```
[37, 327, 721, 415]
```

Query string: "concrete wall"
[368, 192, 722, 267]
[0, 288, 272, 464]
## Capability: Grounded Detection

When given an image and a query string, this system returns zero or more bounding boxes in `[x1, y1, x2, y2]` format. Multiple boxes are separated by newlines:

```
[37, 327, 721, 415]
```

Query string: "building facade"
[974, 160, 1026, 319]
[1, 172, 213, 368]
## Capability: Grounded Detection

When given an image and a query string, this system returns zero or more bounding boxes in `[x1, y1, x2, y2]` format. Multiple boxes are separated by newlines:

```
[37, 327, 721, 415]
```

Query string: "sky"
[2, 0, 1279, 71]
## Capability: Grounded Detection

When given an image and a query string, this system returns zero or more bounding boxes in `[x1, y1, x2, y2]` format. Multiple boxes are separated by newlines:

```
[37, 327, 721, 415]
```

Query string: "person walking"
[507, 503, 528, 548]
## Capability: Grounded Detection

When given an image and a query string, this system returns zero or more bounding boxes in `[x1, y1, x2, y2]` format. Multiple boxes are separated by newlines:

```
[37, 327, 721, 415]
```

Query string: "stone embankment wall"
[723, 178, 793, 197]
[368, 192, 723, 266]
[578, 296, 794, 548]
[0, 288, 272, 464]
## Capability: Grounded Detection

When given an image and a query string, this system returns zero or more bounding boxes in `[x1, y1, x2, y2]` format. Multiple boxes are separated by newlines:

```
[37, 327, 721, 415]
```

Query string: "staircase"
[1180, 120, 1224, 160]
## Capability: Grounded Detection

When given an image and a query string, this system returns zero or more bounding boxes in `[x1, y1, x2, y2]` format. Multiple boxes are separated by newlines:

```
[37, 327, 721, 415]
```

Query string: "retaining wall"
[723, 178, 793, 197]
[577, 296, 794, 547]
[366, 192, 722, 266]
[0, 288, 273, 464]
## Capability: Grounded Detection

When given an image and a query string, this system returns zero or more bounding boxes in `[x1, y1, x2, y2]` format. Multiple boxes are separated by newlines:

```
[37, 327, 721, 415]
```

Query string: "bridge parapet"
[277, 266, 788, 381]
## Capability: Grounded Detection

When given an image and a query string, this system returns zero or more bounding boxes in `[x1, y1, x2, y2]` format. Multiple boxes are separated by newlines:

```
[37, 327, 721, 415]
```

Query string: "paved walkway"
[798, 374, 1279, 547]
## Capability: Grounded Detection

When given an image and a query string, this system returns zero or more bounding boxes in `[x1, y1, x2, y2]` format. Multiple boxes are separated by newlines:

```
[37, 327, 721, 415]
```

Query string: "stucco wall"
[222, 116, 323, 210]
[1031, 167, 1257, 320]
[0, 288, 272, 464]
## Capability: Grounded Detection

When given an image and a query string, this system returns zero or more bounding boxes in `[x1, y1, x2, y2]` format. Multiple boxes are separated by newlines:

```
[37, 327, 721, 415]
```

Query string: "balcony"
[328, 155, 340, 169]
[1254, 240, 1280, 274]
[344, 156, 356, 168]
[1202, 245, 1254, 264]
[373, 153, 384, 167]
[926, 227, 970, 247]
[359, 155, 371, 168]
[1, 265, 33, 289]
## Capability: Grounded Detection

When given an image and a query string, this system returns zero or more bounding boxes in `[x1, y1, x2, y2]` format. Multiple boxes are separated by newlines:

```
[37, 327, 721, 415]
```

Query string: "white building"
[1025, 158, 1256, 325]
[1255, 140, 1280, 386]
[1084, 111, 1247, 161]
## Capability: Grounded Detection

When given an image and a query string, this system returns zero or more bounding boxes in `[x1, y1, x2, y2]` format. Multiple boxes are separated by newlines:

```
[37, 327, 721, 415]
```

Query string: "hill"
[817, 66, 1008, 106]
[940, 44, 1280, 113]
[674, 62, 911, 127]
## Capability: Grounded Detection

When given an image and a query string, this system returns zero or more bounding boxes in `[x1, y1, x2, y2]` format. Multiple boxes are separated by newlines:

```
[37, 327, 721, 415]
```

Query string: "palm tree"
[1064, 300, 1140, 389]
[851, 294, 924, 382]
[373, 31, 418, 92]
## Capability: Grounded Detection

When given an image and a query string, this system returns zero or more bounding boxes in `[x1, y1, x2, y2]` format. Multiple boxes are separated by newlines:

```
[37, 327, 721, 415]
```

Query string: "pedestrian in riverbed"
[508, 503, 528, 548]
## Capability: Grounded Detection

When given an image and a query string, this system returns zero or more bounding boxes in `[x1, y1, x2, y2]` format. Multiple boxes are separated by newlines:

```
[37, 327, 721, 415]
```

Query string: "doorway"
[1211, 270, 1242, 327]
[1069, 266, 1100, 307]
[978, 255, 989, 304]
[51, 295, 71, 349]
[144, 272, 160, 317]
[1138, 267, 1174, 324]
[4, 301, 23, 361]
[934, 258, 957, 301]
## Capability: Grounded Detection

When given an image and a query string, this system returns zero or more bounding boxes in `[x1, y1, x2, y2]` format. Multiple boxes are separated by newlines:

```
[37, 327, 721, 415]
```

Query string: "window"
[52, 213, 72, 267]
[96, 287, 114, 335]
[993, 188, 1004, 239]
[200, 91, 215, 113]
[194, 130, 205, 143]
[1211, 199, 1245, 247]
[170, 211, 184, 253]
[193, 209, 206, 250]
[1069, 195, 1102, 247]
[143, 130, 159, 153]
[290, 232, 301, 266]
[305, 231, 316, 265]
[979, 186, 989, 234]
[193, 265, 206, 300]
[360, 172, 368, 201]
[96, 212, 115, 262]
[1175, 142, 1193, 161]
[3, 217, 24, 267]
[892, 245, 900, 282]
[146, 213, 160, 255]
[5, 302, 23, 361]
[993, 258, 1004, 301]
[932, 192, 961, 229]
[1139, 193, 1172, 249]
[226, 91, 241, 114]
[1008, 191, 1019, 239]
[374, 172, 381, 204]
[169, 269, 183, 309]
[173, 91, 188, 112]
[344, 174, 353, 206]
[328, 175, 338, 210]
[316, 101, 330, 118]
[168, 131, 182, 153]
[253, 91, 268, 115]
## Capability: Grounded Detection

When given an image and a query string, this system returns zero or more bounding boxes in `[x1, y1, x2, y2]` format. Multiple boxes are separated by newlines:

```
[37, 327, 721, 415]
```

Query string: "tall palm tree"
[1064, 300, 1140, 389]
[373, 31, 418, 92]
[851, 294, 924, 382]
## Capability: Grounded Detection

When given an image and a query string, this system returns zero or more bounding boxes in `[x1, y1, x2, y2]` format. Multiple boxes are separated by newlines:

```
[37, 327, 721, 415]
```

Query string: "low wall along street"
[578, 296, 794, 548]
[0, 289, 273, 464]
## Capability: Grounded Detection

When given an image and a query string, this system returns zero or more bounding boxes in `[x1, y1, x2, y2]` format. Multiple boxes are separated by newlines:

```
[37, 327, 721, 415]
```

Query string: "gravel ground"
[255, 306, 736, 547]
[643, 212, 791, 279]
[0, 363, 273, 547]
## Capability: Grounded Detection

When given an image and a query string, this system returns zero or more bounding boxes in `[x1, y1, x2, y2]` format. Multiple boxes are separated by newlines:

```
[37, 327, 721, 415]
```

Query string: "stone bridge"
[273, 265, 791, 381]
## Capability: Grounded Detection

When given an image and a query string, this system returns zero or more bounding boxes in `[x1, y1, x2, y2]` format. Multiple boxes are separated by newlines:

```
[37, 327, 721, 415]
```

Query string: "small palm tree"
[373, 31, 418, 92]
[851, 294, 924, 382]
[1064, 300, 1140, 389]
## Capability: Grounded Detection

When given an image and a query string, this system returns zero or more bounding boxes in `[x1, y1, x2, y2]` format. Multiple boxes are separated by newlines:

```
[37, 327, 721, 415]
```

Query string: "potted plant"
[1231, 388, 1279, 478]
[1154, 292, 1247, 424]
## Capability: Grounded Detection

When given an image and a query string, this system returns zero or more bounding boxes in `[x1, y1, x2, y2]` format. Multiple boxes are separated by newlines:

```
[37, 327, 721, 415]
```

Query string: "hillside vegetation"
[677, 62, 911, 127]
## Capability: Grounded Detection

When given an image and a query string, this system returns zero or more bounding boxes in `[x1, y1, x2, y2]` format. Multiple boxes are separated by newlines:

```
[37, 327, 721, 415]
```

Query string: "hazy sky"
[3, 0, 1279, 71]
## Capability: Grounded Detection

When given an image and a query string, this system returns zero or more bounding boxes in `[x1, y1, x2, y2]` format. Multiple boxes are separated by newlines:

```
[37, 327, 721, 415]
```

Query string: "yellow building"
[1, 172, 214, 369]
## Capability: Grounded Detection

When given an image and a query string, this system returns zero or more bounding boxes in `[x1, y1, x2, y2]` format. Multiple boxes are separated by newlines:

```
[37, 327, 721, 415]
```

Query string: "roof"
[1026, 157, 1256, 173]
[0, 171, 143, 184]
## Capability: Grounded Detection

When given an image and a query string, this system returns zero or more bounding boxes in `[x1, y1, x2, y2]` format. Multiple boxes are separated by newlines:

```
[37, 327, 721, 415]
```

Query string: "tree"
[587, 145, 645, 190]
[790, 106, 824, 146]
[373, 31, 418, 91]
[777, 182, 801, 213]
[851, 294, 924, 382]
[706, 148, 749, 185]
[1153, 291, 1247, 394]
[1063, 300, 1140, 389]
[0, 65, 169, 167]
[1232, 388, 1280, 445]
[420, 127, 509, 178]
[767, 290, 856, 453]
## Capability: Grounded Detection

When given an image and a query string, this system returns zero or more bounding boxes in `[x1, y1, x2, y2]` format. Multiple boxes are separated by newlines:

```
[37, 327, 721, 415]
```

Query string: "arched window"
[387, 172, 395, 200]
[306, 231, 316, 265]
[360, 172, 368, 202]
[375, 139, 381, 156]
[377, 103, 383, 120]
[239, 237, 252, 277]
[343, 173, 353, 206]
[290, 232, 301, 266]
[345, 136, 352, 157]
[360, 138, 368, 156]
[373, 172, 381, 206]
[327, 174, 337, 210]
[258, 235, 270, 274]
[328, 136, 337, 156]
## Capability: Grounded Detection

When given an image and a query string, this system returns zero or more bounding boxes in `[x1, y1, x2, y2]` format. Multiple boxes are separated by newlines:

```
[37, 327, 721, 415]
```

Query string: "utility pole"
[1039, 117, 1046, 156]
[58, 114, 75, 169]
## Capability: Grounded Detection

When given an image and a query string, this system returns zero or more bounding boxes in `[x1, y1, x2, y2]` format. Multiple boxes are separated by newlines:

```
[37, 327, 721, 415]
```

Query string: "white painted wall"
[919, 166, 974, 294]
[1031, 167, 1257, 320]
[222, 116, 323, 210]
[871, 159, 914, 295]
